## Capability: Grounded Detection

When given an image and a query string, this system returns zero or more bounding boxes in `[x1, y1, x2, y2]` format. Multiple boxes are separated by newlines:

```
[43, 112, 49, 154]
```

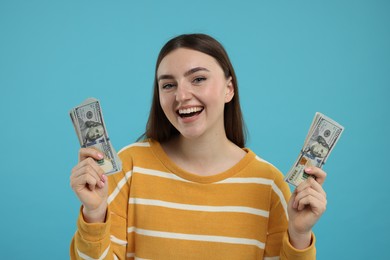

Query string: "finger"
[78, 148, 104, 162]
[304, 167, 327, 185]
[71, 172, 98, 191]
[296, 194, 327, 213]
[70, 172, 104, 191]
[296, 177, 326, 197]
[293, 177, 326, 208]
[71, 171, 105, 191]
[71, 160, 105, 188]
[293, 186, 326, 209]
[289, 189, 298, 208]
[71, 158, 105, 181]
[72, 157, 105, 177]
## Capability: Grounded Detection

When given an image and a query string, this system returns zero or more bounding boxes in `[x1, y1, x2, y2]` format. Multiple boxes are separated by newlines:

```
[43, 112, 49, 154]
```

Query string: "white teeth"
[178, 107, 203, 115]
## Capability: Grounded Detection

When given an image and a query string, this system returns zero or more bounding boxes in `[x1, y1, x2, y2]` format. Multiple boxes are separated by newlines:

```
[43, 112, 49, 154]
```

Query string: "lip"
[176, 106, 204, 123]
[176, 106, 204, 115]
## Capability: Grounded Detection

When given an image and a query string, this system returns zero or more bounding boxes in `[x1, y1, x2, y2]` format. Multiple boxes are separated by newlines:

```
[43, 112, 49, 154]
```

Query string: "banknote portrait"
[78, 119, 105, 146]
[306, 135, 330, 159]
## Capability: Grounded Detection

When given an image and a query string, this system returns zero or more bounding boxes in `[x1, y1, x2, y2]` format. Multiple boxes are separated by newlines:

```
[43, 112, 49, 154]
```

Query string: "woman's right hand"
[70, 148, 108, 223]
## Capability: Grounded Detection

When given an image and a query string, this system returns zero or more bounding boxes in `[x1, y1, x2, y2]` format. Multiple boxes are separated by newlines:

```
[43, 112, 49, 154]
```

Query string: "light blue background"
[1, 0, 389, 259]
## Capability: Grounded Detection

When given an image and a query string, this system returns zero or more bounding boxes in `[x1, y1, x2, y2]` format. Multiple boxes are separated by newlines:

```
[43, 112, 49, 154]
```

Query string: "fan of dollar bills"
[70, 98, 122, 175]
[284, 112, 344, 187]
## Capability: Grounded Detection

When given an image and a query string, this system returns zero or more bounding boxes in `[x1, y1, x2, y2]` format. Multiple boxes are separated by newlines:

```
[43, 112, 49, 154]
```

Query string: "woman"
[70, 34, 327, 259]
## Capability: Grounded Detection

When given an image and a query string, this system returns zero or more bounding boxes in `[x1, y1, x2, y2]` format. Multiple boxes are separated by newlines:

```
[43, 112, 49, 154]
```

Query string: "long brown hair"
[140, 33, 247, 147]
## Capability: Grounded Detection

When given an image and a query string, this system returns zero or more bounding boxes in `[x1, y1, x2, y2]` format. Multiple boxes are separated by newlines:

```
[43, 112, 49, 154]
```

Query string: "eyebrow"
[157, 67, 210, 82]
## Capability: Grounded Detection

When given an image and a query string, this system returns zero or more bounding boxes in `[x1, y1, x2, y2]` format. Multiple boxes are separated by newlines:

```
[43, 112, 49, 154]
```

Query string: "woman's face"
[157, 48, 234, 140]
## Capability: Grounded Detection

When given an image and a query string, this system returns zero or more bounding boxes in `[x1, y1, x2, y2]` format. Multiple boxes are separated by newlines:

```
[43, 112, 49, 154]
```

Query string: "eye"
[192, 77, 206, 84]
[161, 83, 175, 90]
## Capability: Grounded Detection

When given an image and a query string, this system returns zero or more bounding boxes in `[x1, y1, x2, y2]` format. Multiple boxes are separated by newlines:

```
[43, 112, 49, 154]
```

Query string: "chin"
[180, 133, 202, 140]
[178, 130, 205, 140]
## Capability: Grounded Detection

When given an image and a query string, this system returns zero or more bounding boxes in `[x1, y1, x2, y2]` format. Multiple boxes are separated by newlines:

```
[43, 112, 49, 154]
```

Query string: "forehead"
[157, 48, 221, 76]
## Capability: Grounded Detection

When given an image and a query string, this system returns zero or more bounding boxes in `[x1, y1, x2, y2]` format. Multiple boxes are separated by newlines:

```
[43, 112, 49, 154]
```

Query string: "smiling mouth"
[177, 107, 204, 118]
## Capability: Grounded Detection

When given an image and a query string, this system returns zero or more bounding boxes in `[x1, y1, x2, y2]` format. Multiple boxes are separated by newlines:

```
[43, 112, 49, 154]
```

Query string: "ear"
[225, 77, 234, 103]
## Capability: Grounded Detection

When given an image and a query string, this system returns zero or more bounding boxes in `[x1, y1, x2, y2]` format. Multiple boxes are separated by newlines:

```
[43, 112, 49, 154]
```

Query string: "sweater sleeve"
[70, 149, 133, 260]
[70, 206, 114, 259]
[264, 165, 316, 259]
[281, 231, 316, 259]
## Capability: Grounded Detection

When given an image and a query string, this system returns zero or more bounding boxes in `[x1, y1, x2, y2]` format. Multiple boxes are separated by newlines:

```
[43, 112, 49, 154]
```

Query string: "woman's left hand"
[287, 167, 327, 249]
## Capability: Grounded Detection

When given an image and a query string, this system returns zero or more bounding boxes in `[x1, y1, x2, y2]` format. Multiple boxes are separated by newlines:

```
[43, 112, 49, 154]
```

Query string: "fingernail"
[305, 167, 312, 172]
[98, 153, 104, 159]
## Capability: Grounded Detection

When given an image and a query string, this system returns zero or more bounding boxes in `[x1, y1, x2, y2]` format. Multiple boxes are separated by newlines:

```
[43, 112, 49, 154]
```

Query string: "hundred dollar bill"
[285, 112, 344, 187]
[70, 98, 122, 175]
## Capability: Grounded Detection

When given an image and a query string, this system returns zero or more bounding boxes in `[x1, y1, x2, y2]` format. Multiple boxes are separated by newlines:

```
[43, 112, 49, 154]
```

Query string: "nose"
[175, 83, 192, 102]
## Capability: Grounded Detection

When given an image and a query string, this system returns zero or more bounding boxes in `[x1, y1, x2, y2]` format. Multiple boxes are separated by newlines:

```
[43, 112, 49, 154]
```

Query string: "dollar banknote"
[70, 98, 122, 175]
[285, 112, 344, 186]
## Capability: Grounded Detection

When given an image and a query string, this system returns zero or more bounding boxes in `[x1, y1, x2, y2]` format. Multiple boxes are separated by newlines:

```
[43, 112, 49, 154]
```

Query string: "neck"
[162, 132, 245, 176]
[177, 134, 230, 161]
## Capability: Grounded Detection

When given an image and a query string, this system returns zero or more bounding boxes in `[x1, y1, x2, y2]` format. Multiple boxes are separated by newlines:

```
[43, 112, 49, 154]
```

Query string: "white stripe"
[271, 182, 289, 221]
[128, 226, 136, 233]
[134, 162, 288, 219]
[110, 235, 127, 246]
[107, 170, 132, 204]
[255, 155, 275, 167]
[218, 177, 274, 185]
[126, 250, 150, 259]
[118, 142, 150, 154]
[264, 257, 280, 260]
[114, 255, 119, 260]
[128, 227, 265, 249]
[77, 245, 110, 260]
[254, 156, 289, 220]
[129, 198, 269, 217]
[219, 177, 288, 219]
[133, 166, 190, 182]
[217, 177, 288, 220]
[126, 253, 150, 260]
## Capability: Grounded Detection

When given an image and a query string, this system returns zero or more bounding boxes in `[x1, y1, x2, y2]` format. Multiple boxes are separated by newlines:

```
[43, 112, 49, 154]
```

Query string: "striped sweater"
[71, 139, 316, 259]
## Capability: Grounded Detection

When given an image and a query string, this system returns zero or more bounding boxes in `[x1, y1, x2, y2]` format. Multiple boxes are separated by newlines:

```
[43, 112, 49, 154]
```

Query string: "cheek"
[209, 86, 230, 107]
[159, 94, 172, 114]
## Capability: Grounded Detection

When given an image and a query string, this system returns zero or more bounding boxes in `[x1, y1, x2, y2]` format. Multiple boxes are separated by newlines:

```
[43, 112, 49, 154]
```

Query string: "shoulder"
[106, 140, 153, 180]
[116, 139, 153, 167]
[245, 149, 281, 177]
[118, 139, 152, 156]
[247, 149, 292, 206]
[118, 138, 166, 162]
[118, 139, 151, 151]
[245, 148, 289, 190]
